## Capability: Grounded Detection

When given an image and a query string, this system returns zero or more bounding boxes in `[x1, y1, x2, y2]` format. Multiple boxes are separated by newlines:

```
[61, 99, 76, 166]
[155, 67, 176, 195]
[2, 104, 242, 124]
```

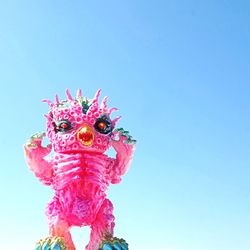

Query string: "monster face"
[43, 89, 120, 153]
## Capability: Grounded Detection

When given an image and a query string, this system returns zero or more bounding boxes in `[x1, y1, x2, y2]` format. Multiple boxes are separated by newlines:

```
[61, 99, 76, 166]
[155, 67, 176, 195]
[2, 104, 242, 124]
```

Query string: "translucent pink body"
[24, 89, 135, 250]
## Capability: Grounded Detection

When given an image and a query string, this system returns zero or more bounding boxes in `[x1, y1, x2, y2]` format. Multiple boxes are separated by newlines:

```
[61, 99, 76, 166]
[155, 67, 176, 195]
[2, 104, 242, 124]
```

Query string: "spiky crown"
[43, 89, 121, 124]
[43, 89, 121, 153]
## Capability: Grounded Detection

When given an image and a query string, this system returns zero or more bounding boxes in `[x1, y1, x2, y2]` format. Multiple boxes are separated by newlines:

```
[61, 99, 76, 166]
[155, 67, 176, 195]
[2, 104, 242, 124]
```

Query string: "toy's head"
[43, 89, 120, 154]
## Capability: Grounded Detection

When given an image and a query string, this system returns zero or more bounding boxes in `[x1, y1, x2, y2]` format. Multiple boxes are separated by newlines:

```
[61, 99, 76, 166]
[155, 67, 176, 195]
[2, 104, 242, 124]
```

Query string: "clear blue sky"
[0, 1, 250, 250]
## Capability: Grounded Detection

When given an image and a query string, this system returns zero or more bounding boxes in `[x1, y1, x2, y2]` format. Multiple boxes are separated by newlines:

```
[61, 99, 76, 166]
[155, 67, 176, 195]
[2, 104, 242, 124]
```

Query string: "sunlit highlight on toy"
[24, 89, 136, 250]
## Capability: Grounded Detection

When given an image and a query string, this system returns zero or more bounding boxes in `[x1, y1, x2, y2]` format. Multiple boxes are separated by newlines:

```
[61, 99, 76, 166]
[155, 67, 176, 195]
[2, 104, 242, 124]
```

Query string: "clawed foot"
[99, 237, 128, 250]
[35, 236, 66, 250]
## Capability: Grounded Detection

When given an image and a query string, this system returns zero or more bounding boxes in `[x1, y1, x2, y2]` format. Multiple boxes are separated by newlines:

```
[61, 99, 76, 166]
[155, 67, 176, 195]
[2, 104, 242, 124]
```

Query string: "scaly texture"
[24, 89, 136, 250]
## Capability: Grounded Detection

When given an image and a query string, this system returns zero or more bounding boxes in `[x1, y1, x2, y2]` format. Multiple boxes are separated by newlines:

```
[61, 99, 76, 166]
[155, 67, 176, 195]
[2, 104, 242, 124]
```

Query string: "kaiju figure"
[24, 89, 136, 250]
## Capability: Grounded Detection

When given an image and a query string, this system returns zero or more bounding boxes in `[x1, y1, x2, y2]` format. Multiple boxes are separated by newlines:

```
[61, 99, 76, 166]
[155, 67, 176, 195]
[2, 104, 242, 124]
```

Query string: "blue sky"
[0, 1, 250, 249]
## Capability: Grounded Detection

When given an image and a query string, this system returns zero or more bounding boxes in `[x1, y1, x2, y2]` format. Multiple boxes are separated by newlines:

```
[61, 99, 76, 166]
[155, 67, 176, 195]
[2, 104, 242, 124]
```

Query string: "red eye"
[56, 120, 72, 133]
[94, 115, 113, 134]
[97, 122, 107, 130]
[60, 123, 69, 129]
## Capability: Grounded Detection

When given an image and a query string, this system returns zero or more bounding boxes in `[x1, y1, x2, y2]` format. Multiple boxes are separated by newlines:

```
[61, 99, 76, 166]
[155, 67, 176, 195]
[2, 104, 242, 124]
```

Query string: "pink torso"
[47, 152, 111, 226]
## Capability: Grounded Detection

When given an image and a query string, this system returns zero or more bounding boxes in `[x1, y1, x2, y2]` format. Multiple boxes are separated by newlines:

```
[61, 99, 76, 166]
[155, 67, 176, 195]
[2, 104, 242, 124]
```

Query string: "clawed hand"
[24, 132, 52, 158]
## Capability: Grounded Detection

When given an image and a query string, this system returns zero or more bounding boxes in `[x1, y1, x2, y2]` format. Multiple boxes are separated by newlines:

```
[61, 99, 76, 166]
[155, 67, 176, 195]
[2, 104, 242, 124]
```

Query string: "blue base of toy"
[34, 237, 66, 250]
[99, 238, 128, 250]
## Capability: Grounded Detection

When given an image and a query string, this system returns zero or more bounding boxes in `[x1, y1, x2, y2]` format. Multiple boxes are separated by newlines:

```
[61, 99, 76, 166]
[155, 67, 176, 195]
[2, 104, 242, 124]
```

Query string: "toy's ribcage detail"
[52, 153, 110, 194]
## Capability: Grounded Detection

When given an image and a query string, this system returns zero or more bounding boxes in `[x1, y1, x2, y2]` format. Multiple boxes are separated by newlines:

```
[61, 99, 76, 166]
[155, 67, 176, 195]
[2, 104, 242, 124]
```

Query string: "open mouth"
[76, 125, 94, 147]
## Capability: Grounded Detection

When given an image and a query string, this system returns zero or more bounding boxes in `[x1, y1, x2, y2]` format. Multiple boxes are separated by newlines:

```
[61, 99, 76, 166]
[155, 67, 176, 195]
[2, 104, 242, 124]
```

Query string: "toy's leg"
[35, 196, 75, 250]
[86, 199, 129, 250]
[34, 216, 75, 250]
[86, 199, 115, 250]
[49, 216, 75, 250]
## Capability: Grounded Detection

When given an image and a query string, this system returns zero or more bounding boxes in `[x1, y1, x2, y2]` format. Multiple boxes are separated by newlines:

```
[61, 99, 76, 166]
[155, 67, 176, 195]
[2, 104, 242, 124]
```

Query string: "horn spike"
[93, 89, 102, 103]
[42, 99, 54, 107]
[55, 94, 59, 104]
[112, 115, 121, 126]
[76, 89, 82, 99]
[108, 107, 119, 114]
[44, 114, 51, 119]
[66, 89, 74, 101]
[100, 96, 108, 110]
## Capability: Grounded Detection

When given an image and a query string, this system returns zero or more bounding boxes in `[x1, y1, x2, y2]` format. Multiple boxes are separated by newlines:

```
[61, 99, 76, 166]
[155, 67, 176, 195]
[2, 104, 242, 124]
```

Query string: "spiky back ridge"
[43, 89, 121, 153]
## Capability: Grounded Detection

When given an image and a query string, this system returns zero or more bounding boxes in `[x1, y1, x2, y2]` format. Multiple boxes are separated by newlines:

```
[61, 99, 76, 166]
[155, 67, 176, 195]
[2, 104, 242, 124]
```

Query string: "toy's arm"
[24, 132, 53, 185]
[107, 128, 136, 184]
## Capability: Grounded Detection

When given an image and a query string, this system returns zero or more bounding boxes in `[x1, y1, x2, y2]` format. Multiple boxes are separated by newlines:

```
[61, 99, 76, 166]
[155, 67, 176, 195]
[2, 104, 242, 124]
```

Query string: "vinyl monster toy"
[24, 89, 136, 250]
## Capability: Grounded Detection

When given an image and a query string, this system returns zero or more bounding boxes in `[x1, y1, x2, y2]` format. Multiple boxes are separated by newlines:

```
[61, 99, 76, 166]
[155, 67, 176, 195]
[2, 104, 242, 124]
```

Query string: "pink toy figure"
[24, 89, 136, 250]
